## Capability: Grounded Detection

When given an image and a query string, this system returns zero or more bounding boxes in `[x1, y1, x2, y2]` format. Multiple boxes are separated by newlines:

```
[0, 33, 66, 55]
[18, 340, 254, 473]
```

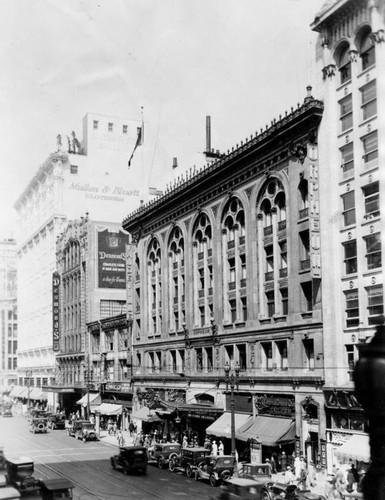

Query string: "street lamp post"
[26, 370, 32, 410]
[224, 361, 240, 457]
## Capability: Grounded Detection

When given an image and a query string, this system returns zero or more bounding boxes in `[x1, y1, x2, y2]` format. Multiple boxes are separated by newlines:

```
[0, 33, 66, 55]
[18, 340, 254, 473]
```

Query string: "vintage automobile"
[5, 457, 40, 493]
[27, 409, 47, 422]
[2, 406, 13, 418]
[147, 442, 181, 469]
[67, 419, 88, 437]
[39, 478, 74, 500]
[29, 417, 48, 434]
[169, 447, 211, 477]
[74, 421, 98, 442]
[110, 446, 148, 475]
[238, 462, 272, 495]
[47, 413, 66, 430]
[221, 477, 265, 499]
[193, 455, 235, 486]
[0, 486, 21, 500]
[260, 482, 326, 500]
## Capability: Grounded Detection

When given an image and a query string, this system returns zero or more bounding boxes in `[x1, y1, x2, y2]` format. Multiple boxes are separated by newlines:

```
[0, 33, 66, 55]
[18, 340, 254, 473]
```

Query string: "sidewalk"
[270, 470, 330, 497]
[98, 429, 135, 447]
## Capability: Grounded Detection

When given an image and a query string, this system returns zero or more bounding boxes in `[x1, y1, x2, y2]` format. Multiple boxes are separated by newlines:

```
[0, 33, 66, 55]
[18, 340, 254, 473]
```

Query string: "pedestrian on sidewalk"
[113, 421, 118, 437]
[117, 430, 125, 446]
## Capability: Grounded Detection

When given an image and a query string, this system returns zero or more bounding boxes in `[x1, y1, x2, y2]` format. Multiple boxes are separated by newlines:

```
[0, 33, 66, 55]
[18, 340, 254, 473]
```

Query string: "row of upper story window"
[63, 304, 81, 332]
[336, 29, 375, 85]
[18, 377, 49, 388]
[344, 284, 383, 329]
[62, 273, 81, 302]
[339, 80, 376, 133]
[63, 333, 82, 354]
[341, 181, 380, 227]
[340, 131, 377, 178]
[93, 120, 129, 134]
[62, 242, 81, 271]
[136, 277, 314, 335]
[5, 357, 17, 370]
[343, 232, 381, 275]
[132, 339, 317, 374]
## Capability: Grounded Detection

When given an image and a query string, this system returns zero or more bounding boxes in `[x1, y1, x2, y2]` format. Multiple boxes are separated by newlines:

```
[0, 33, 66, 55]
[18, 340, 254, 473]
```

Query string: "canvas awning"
[92, 402, 123, 416]
[9, 386, 21, 398]
[29, 388, 48, 400]
[18, 387, 29, 398]
[131, 406, 162, 422]
[236, 416, 295, 446]
[206, 412, 252, 439]
[76, 392, 101, 407]
[335, 434, 370, 462]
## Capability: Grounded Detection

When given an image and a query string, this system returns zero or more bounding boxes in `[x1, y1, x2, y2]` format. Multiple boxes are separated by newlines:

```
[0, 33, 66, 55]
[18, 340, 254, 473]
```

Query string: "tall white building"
[14, 113, 153, 408]
[0, 238, 18, 394]
[311, 0, 384, 469]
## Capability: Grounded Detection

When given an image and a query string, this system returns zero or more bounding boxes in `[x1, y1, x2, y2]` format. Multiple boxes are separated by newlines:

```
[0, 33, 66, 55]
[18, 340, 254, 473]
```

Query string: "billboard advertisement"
[98, 229, 128, 289]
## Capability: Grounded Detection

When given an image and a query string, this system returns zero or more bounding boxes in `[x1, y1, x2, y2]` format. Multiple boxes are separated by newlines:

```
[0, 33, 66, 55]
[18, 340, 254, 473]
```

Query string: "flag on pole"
[128, 113, 144, 168]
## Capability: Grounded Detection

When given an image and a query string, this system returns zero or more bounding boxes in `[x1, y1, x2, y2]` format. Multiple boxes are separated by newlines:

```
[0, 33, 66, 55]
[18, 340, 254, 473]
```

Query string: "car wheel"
[110, 458, 116, 470]
[186, 465, 193, 478]
[157, 457, 164, 469]
[169, 460, 176, 472]
[261, 492, 271, 500]
[221, 469, 231, 481]
[209, 474, 217, 487]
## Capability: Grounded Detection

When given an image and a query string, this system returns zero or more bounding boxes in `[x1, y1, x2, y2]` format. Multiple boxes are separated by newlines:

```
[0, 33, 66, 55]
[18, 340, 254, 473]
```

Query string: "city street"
[1, 416, 219, 500]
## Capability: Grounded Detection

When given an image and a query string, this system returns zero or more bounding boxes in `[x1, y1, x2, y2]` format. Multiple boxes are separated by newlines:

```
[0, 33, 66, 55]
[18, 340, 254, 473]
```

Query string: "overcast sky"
[0, 0, 324, 239]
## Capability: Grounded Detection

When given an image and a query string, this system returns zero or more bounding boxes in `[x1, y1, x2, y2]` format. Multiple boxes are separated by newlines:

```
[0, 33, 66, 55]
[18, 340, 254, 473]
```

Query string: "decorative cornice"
[371, 29, 385, 44]
[322, 64, 336, 79]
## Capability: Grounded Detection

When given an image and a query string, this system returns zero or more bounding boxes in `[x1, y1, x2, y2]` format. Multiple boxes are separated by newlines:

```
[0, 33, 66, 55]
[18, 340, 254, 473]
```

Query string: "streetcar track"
[36, 460, 178, 500]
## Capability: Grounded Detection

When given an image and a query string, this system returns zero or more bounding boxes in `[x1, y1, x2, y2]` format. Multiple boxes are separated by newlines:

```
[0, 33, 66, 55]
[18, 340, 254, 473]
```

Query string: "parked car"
[67, 419, 88, 437]
[110, 446, 148, 475]
[238, 462, 272, 495]
[221, 477, 265, 499]
[39, 478, 74, 500]
[29, 417, 48, 434]
[147, 442, 181, 469]
[169, 447, 211, 478]
[260, 482, 326, 500]
[74, 421, 98, 442]
[47, 413, 66, 430]
[0, 486, 21, 500]
[2, 406, 12, 418]
[5, 457, 40, 493]
[193, 455, 235, 486]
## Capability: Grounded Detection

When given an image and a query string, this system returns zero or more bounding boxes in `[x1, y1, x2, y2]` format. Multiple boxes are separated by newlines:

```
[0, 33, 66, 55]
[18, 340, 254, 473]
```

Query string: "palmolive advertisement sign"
[98, 230, 128, 289]
[52, 272, 60, 352]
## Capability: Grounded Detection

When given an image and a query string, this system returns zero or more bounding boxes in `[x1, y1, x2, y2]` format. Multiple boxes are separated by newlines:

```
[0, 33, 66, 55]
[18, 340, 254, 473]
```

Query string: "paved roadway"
[1, 415, 220, 500]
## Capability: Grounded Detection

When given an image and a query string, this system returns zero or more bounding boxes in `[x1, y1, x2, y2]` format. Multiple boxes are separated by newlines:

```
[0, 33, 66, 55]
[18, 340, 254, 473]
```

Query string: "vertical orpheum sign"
[52, 272, 60, 352]
[126, 243, 134, 320]
[98, 230, 128, 289]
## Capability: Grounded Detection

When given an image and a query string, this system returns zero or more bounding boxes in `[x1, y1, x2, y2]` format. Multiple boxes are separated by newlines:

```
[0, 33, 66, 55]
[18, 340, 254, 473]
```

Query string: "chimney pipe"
[206, 116, 211, 153]
[172, 157, 178, 169]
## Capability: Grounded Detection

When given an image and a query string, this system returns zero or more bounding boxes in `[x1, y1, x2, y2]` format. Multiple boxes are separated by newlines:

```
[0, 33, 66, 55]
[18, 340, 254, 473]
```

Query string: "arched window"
[338, 43, 351, 84]
[147, 238, 162, 335]
[298, 177, 309, 217]
[168, 227, 185, 332]
[192, 214, 213, 327]
[360, 29, 375, 70]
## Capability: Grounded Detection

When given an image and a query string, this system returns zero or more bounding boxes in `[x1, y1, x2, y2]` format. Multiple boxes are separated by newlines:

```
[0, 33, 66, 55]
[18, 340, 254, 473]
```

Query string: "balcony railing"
[279, 268, 288, 278]
[240, 278, 246, 288]
[264, 226, 273, 236]
[265, 271, 274, 282]
[198, 251, 204, 260]
[239, 235, 246, 246]
[198, 290, 205, 298]
[207, 248, 212, 257]
[227, 240, 235, 249]
[278, 220, 287, 231]
[228, 281, 236, 290]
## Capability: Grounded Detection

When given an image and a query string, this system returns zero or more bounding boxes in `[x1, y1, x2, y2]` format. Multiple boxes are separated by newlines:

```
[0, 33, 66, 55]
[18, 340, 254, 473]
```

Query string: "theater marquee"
[98, 229, 128, 289]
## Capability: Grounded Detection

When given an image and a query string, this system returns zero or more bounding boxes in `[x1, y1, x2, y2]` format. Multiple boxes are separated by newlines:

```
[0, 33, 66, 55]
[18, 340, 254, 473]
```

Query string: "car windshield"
[216, 457, 233, 467]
